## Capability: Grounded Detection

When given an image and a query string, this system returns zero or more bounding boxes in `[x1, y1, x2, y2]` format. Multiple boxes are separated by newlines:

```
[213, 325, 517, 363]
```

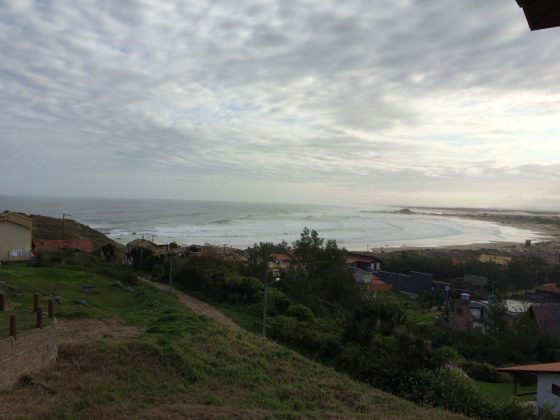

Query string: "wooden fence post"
[0, 292, 4, 311]
[10, 314, 16, 339]
[48, 298, 54, 319]
[36, 307, 43, 329]
[33, 293, 39, 312]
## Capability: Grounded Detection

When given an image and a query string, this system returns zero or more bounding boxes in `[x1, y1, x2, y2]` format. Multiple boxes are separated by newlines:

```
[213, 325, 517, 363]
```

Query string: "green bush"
[403, 368, 533, 420]
[461, 360, 512, 383]
[285, 304, 315, 323]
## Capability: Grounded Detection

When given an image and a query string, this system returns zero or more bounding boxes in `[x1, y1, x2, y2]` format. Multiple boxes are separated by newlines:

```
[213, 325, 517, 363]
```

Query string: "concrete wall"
[0, 221, 32, 262]
[0, 324, 58, 391]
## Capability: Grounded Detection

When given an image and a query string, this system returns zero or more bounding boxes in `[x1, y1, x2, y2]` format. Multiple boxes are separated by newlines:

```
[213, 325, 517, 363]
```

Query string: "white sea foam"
[0, 196, 547, 250]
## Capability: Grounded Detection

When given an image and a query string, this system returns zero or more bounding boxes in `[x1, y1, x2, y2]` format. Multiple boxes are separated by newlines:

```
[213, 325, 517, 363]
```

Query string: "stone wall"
[0, 323, 58, 391]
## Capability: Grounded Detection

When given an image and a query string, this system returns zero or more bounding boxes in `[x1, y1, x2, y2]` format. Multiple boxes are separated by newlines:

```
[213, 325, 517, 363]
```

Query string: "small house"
[498, 362, 560, 415]
[446, 297, 531, 333]
[0, 212, 32, 262]
[270, 253, 293, 270]
[345, 252, 383, 272]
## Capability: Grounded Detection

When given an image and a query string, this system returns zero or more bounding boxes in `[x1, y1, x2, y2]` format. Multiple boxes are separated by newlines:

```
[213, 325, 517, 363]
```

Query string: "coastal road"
[138, 277, 241, 331]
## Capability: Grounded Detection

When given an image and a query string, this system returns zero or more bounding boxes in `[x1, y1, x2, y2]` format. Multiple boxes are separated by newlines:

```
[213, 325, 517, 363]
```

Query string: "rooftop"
[531, 303, 560, 340]
[498, 362, 560, 374]
[517, 0, 560, 31]
[0, 211, 32, 229]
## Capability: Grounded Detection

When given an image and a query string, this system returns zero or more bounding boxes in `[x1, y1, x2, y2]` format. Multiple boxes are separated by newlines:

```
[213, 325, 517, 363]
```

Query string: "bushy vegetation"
[383, 249, 560, 293]
[165, 228, 545, 419]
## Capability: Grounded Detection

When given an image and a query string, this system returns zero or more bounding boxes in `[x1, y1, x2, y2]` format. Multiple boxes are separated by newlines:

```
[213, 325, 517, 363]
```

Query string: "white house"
[0, 212, 32, 262]
[498, 362, 560, 415]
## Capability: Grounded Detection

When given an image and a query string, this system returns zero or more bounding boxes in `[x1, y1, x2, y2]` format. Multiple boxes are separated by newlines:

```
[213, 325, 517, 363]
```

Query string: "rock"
[6, 284, 18, 291]
[127, 286, 134, 293]
[396, 208, 413, 214]
[0, 280, 6, 288]
[80, 285, 97, 294]
[113, 280, 123, 288]
[54, 295, 64, 304]
[74, 299, 87, 306]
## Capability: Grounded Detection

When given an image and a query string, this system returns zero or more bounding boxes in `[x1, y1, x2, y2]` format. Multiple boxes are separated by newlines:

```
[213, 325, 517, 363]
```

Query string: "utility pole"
[62, 213, 70, 236]
[262, 271, 280, 338]
[168, 243, 173, 289]
[262, 271, 268, 337]
[139, 234, 144, 270]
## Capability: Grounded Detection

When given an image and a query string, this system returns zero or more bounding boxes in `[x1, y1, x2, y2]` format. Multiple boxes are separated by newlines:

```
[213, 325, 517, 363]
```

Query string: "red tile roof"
[537, 283, 560, 295]
[370, 276, 393, 292]
[498, 362, 560, 374]
[33, 239, 95, 253]
[531, 304, 560, 340]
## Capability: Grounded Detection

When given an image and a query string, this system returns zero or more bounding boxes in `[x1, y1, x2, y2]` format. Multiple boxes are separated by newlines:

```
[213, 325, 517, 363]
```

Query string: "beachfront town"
[3, 209, 560, 417]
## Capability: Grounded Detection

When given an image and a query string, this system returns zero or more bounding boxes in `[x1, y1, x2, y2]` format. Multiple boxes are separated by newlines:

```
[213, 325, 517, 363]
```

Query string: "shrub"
[285, 304, 315, 323]
[461, 360, 512, 383]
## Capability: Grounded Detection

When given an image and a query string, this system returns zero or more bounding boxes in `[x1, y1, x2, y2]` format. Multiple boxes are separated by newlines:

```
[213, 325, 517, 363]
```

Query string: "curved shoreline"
[376, 208, 560, 253]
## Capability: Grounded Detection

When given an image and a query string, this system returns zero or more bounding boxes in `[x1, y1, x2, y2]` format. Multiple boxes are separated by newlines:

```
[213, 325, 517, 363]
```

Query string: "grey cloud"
[0, 0, 559, 207]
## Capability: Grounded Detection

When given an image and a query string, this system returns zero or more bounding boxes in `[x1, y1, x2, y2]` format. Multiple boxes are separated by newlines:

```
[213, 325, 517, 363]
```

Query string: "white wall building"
[498, 362, 560, 415]
[0, 212, 32, 262]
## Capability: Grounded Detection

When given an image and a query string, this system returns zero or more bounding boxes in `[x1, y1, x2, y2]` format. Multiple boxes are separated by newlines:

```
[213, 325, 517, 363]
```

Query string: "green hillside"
[0, 266, 466, 419]
[31, 214, 122, 250]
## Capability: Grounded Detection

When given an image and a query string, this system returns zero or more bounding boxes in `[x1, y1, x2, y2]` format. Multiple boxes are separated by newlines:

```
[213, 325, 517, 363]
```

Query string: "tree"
[101, 243, 115, 262]
[286, 229, 363, 314]
[293, 227, 323, 267]
[246, 241, 289, 277]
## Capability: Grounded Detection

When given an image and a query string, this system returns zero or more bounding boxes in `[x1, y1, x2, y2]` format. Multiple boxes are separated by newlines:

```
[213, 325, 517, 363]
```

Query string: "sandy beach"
[380, 208, 560, 253]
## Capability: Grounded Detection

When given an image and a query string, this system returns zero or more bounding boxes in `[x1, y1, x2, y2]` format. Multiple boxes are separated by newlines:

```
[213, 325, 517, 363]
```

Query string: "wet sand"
[378, 208, 560, 253]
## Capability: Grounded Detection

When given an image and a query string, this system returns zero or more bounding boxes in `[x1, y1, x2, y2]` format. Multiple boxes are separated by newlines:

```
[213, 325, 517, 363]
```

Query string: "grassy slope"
[0, 266, 466, 419]
[31, 214, 123, 250]
[474, 381, 536, 404]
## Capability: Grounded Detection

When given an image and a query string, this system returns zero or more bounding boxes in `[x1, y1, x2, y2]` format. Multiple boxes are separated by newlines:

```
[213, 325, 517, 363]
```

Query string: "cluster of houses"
[3, 209, 558, 346]
[6, 209, 560, 413]
[4, 208, 560, 345]
[125, 239, 250, 265]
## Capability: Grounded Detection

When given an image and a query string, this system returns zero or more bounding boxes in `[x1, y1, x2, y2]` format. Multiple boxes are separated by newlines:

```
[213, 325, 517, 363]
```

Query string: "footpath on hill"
[138, 277, 241, 331]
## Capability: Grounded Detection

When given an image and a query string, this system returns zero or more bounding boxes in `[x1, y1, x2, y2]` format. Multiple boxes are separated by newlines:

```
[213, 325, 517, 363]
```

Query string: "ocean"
[0, 195, 545, 250]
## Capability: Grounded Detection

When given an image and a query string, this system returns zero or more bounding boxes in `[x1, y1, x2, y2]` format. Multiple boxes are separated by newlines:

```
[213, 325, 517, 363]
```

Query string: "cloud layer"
[1, 0, 559, 208]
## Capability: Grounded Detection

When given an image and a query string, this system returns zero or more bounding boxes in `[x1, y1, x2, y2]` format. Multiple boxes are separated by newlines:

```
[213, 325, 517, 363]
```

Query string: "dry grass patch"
[56, 318, 140, 345]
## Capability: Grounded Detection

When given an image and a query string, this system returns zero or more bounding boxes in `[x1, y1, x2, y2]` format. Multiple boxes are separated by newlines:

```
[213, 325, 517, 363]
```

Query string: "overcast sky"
[1, 0, 559, 209]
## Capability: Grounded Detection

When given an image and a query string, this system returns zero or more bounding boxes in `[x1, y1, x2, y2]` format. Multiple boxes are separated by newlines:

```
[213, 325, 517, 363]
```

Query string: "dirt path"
[139, 277, 241, 331]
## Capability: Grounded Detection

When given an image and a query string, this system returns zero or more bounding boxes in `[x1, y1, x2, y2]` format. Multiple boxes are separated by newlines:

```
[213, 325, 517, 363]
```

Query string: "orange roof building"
[498, 361, 560, 414]
[537, 283, 560, 295]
